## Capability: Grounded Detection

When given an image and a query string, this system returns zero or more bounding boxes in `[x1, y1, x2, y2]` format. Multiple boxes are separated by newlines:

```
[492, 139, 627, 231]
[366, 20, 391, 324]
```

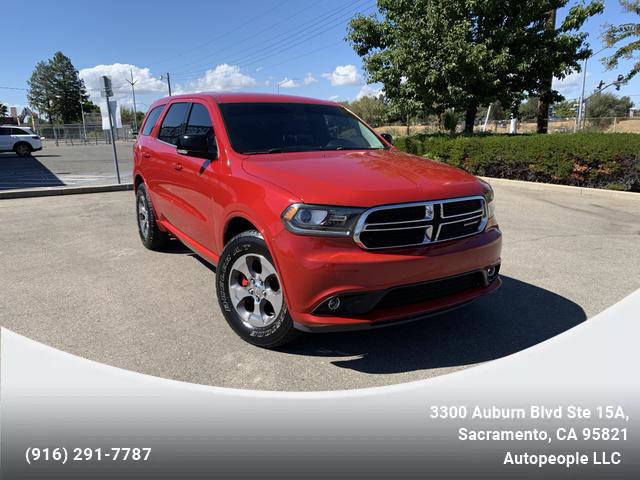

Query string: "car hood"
[241, 149, 486, 207]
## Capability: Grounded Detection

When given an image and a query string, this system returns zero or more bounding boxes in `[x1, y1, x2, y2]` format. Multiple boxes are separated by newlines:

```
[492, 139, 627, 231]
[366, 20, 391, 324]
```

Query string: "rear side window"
[0, 128, 10, 135]
[141, 106, 163, 136]
[158, 103, 189, 145]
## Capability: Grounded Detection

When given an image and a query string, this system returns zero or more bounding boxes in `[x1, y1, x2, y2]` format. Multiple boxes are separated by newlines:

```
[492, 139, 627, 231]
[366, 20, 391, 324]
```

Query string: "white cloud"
[177, 64, 256, 94]
[553, 71, 584, 98]
[256, 66, 263, 72]
[322, 65, 361, 86]
[278, 77, 300, 88]
[303, 73, 317, 85]
[356, 85, 383, 100]
[79, 63, 166, 106]
[328, 95, 341, 102]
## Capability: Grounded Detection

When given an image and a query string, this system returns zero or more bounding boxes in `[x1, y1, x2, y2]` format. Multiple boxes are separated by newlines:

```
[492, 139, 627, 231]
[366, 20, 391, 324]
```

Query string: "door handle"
[142, 152, 151, 158]
[173, 162, 183, 171]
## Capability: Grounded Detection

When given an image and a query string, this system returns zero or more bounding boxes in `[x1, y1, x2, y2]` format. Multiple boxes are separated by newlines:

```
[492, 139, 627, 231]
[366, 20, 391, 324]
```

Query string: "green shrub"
[394, 133, 640, 192]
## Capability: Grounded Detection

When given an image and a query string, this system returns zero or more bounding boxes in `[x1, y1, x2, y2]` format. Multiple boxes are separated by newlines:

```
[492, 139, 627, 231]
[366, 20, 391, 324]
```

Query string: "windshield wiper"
[244, 148, 284, 155]
[322, 146, 385, 151]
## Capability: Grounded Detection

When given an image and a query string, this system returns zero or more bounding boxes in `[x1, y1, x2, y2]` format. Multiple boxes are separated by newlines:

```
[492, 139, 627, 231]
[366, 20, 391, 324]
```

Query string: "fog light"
[327, 297, 341, 311]
[487, 266, 496, 277]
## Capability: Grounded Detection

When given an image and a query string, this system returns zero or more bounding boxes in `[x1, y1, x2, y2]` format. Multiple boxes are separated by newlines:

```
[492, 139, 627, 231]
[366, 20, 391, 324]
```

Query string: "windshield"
[218, 102, 386, 154]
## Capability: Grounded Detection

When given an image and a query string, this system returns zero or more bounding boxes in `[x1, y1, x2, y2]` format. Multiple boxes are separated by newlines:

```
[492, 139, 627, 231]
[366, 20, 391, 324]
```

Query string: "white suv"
[0, 126, 43, 157]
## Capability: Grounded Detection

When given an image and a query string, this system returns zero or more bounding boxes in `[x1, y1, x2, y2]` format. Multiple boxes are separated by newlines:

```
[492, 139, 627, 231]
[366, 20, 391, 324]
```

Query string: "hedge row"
[395, 133, 640, 192]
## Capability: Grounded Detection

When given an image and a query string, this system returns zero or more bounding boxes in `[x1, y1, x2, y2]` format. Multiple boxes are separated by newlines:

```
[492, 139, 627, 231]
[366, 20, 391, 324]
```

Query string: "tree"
[602, 0, 640, 81]
[347, 0, 603, 134]
[552, 99, 579, 118]
[519, 96, 540, 120]
[586, 92, 633, 127]
[120, 107, 145, 128]
[441, 109, 460, 134]
[345, 95, 388, 126]
[0, 102, 8, 117]
[27, 51, 92, 124]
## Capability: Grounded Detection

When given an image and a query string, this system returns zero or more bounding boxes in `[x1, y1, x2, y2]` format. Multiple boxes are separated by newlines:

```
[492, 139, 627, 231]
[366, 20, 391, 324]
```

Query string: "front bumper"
[271, 224, 502, 331]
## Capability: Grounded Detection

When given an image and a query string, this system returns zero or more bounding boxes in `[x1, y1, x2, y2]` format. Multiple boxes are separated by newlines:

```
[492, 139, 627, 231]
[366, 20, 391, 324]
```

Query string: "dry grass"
[375, 117, 640, 136]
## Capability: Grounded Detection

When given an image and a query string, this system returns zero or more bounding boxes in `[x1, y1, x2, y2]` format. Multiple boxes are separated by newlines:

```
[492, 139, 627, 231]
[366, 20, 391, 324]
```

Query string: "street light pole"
[79, 84, 87, 143]
[575, 46, 611, 132]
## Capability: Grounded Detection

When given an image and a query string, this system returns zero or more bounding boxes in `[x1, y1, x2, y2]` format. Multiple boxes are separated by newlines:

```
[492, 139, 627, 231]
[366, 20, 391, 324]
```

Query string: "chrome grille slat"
[353, 196, 487, 250]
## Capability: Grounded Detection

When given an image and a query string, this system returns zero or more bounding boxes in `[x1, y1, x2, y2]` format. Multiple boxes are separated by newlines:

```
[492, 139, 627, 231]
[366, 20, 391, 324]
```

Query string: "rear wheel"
[14, 143, 32, 157]
[216, 230, 299, 348]
[136, 183, 168, 250]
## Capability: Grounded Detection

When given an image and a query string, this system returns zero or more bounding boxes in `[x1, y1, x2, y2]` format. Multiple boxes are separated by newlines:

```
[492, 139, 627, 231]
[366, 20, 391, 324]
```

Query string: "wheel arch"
[223, 216, 260, 246]
[134, 173, 145, 192]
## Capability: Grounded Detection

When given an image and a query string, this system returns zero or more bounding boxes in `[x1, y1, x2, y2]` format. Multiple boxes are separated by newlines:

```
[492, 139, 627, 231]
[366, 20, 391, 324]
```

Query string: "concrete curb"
[480, 176, 640, 200]
[0, 183, 134, 200]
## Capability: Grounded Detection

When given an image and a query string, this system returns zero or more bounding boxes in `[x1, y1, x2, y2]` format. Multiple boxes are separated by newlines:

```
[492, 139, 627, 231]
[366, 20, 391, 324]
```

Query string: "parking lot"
[1, 182, 638, 391]
[0, 142, 133, 190]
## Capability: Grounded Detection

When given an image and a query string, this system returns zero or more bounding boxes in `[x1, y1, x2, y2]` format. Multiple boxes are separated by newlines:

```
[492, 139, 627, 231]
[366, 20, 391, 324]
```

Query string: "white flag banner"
[100, 99, 122, 130]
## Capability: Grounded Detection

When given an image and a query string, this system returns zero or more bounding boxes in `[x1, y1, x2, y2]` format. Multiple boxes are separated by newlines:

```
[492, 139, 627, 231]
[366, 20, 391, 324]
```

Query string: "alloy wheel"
[137, 196, 149, 239]
[227, 253, 283, 328]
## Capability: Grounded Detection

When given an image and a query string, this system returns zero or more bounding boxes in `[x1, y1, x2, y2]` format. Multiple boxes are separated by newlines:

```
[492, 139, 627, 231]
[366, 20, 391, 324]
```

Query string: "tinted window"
[158, 103, 189, 145]
[12, 128, 29, 135]
[185, 103, 216, 153]
[0, 128, 10, 135]
[218, 103, 385, 154]
[142, 106, 164, 136]
[186, 104, 214, 137]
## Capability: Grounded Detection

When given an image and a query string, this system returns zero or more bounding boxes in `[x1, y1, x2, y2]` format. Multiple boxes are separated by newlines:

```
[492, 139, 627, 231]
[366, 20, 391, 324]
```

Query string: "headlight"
[282, 204, 365, 236]
[484, 187, 495, 218]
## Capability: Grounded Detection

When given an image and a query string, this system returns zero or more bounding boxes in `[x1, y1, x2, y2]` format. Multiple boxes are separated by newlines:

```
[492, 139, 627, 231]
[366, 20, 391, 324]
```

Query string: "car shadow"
[0, 154, 65, 190]
[277, 276, 587, 374]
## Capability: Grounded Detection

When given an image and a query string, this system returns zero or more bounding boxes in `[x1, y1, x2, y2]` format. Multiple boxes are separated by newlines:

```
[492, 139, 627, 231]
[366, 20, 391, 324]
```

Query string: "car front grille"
[353, 196, 487, 250]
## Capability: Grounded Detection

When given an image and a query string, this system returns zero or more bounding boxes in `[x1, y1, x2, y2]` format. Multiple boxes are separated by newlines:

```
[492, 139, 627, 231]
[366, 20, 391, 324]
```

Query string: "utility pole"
[102, 76, 121, 184]
[126, 69, 139, 132]
[162, 73, 172, 96]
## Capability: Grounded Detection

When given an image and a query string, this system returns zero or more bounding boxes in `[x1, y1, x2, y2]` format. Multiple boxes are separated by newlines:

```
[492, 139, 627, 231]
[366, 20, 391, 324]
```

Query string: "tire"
[216, 230, 300, 348]
[136, 183, 169, 250]
[14, 142, 32, 157]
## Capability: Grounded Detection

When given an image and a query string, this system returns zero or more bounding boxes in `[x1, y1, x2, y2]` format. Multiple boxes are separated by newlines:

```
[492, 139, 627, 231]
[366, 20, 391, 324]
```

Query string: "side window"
[141, 106, 164, 136]
[0, 129, 10, 135]
[157, 103, 189, 145]
[12, 128, 29, 135]
[185, 104, 215, 150]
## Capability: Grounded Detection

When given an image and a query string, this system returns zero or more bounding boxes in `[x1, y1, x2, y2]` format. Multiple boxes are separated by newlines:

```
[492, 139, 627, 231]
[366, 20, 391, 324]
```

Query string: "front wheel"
[14, 143, 32, 157]
[216, 230, 299, 348]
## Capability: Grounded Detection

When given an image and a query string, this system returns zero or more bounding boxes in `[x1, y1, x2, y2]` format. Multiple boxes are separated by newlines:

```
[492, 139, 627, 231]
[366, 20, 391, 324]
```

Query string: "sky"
[1, 0, 639, 115]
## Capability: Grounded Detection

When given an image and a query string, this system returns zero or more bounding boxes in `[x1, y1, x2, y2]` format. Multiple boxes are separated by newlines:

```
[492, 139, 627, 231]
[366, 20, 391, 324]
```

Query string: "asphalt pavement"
[0, 142, 133, 190]
[1, 183, 638, 391]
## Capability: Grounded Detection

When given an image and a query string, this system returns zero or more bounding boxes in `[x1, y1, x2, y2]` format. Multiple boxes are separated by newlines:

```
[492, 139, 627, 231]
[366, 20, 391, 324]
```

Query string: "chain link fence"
[35, 123, 134, 146]
[376, 116, 640, 137]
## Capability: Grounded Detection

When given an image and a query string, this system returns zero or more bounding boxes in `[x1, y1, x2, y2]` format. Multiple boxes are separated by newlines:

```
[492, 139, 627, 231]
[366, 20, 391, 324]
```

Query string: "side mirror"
[176, 134, 217, 159]
[380, 132, 393, 145]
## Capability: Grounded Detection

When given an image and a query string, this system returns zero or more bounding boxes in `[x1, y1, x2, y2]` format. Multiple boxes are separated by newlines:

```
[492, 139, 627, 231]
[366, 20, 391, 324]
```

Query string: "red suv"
[134, 93, 502, 347]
